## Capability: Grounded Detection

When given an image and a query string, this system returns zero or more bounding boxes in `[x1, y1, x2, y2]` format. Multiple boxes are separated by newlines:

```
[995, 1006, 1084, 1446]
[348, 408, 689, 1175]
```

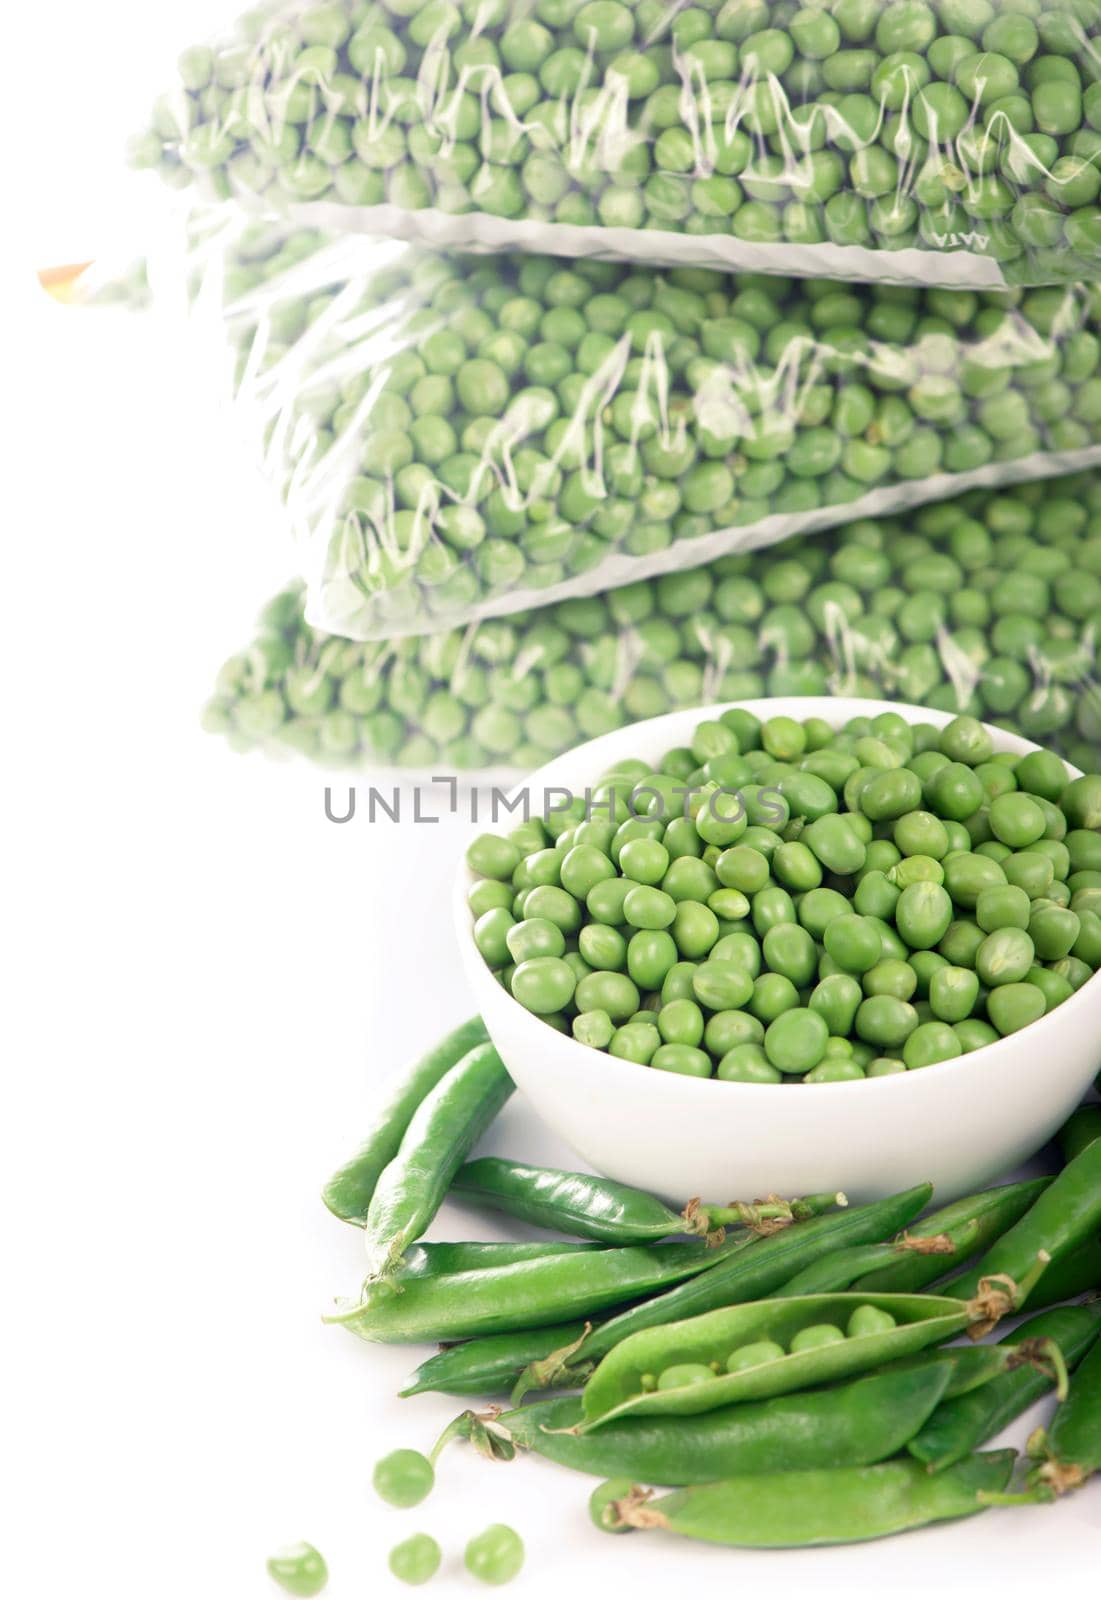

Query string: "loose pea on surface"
[373, 1449, 435, 1508]
[389, 1534, 442, 1587]
[266, 1543, 328, 1598]
[464, 1525, 525, 1586]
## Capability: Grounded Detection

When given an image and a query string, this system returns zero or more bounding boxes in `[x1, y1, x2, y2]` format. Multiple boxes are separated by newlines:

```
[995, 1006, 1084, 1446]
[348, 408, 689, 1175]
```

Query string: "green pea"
[763, 1007, 829, 1073]
[986, 981, 1046, 1036]
[895, 881, 954, 949]
[823, 913, 883, 973]
[507, 916, 567, 964]
[573, 1009, 615, 1048]
[856, 995, 920, 1048]
[989, 792, 1047, 848]
[464, 1524, 525, 1586]
[790, 1323, 846, 1353]
[717, 1042, 781, 1083]
[389, 1533, 442, 1587]
[651, 1043, 713, 1076]
[725, 1339, 786, 1372]
[975, 927, 1035, 986]
[716, 845, 771, 893]
[373, 1449, 435, 1508]
[609, 1020, 661, 1064]
[624, 885, 677, 930]
[692, 960, 754, 1010]
[575, 969, 640, 1020]
[267, 1543, 329, 1598]
[847, 1304, 897, 1337]
[903, 1019, 963, 1069]
[954, 1017, 999, 1052]
[928, 964, 980, 1022]
[809, 973, 863, 1035]
[467, 833, 521, 880]
[657, 1361, 719, 1391]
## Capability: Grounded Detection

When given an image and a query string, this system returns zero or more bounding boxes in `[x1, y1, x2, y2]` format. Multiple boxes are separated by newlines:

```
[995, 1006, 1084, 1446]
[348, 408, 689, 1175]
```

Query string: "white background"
[7, 5, 1100, 1597]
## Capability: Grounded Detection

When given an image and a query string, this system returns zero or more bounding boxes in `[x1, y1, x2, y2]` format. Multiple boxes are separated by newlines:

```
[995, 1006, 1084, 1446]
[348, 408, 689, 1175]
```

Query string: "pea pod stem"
[965, 1253, 1050, 1339]
[688, 1191, 847, 1241]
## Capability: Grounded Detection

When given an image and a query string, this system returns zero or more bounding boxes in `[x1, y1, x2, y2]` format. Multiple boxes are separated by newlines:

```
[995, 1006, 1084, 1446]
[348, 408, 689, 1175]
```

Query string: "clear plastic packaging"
[134, 0, 1101, 290]
[195, 224, 1101, 640]
[203, 473, 1101, 775]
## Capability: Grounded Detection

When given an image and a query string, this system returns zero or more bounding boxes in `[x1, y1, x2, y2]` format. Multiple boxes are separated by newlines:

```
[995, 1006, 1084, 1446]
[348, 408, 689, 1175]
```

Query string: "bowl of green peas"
[456, 697, 1101, 1205]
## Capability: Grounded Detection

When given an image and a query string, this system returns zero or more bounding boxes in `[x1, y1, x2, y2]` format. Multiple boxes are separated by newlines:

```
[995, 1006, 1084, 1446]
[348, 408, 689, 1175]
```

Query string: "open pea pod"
[579, 1287, 1034, 1432]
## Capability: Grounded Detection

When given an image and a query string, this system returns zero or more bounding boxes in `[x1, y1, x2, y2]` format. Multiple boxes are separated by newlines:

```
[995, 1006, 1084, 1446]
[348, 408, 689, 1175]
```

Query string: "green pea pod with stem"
[579, 1270, 1049, 1432]
[849, 1178, 1052, 1295]
[363, 1040, 513, 1279]
[594, 1451, 1016, 1546]
[908, 1305, 1100, 1472]
[449, 1156, 823, 1244]
[322, 1016, 488, 1223]
[775, 1221, 980, 1297]
[884, 1342, 1046, 1400]
[399, 1321, 599, 1399]
[511, 1184, 928, 1402]
[480, 1362, 956, 1485]
[397, 1241, 603, 1281]
[1027, 1334, 1101, 1496]
[327, 1232, 753, 1345]
[945, 1139, 1101, 1307]
[1057, 1105, 1101, 1165]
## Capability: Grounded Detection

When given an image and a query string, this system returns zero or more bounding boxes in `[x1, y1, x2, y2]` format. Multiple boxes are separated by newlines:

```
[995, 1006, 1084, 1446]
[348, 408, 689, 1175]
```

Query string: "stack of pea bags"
[128, 1, 1101, 777]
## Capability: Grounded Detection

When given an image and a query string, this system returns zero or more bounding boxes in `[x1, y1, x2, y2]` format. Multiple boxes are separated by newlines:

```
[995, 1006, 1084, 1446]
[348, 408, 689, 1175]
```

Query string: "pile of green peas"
[647, 1303, 897, 1391]
[200, 228, 1101, 636]
[204, 474, 1101, 774]
[136, 0, 1101, 286]
[465, 707, 1101, 1080]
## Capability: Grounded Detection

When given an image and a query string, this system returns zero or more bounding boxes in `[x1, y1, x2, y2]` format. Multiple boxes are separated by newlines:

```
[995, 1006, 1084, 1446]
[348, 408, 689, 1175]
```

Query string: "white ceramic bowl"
[456, 698, 1101, 1205]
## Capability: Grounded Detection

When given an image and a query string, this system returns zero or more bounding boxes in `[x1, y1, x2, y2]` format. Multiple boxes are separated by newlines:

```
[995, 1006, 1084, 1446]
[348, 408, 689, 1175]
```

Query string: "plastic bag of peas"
[190, 222, 1101, 641]
[203, 473, 1101, 774]
[133, 0, 1101, 291]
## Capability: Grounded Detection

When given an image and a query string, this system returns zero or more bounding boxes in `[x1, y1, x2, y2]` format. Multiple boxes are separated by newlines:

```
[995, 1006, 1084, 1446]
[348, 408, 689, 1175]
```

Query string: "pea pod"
[322, 1017, 488, 1224]
[884, 1343, 1043, 1401]
[491, 1363, 955, 1485]
[595, 1452, 1016, 1547]
[946, 1140, 1101, 1306]
[449, 1157, 822, 1244]
[397, 1241, 603, 1280]
[578, 1284, 1043, 1432]
[1057, 1105, 1101, 1165]
[327, 1233, 752, 1346]
[850, 1179, 1052, 1295]
[1029, 1335, 1101, 1495]
[512, 1185, 928, 1401]
[908, 1306, 1100, 1473]
[450, 1158, 702, 1243]
[399, 1321, 597, 1399]
[363, 1040, 513, 1277]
